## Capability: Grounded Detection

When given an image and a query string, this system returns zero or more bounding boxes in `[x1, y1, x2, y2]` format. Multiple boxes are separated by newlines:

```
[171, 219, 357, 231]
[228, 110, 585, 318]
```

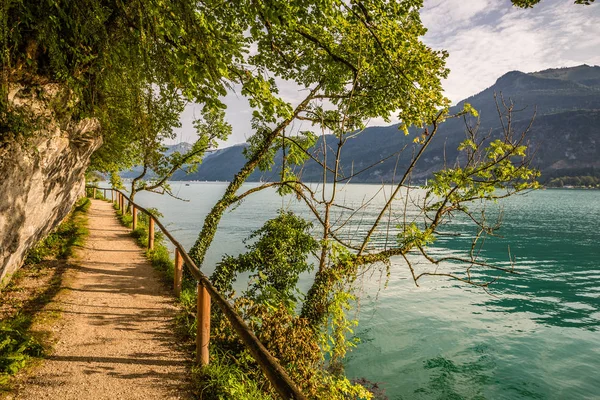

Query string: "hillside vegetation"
[172, 65, 600, 184]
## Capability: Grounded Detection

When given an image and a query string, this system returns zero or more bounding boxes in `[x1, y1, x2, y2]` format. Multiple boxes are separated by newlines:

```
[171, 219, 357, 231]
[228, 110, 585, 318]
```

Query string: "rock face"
[0, 83, 102, 286]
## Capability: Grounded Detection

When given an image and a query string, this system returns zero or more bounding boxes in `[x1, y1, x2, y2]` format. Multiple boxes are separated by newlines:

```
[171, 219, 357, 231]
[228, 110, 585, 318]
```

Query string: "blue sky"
[172, 0, 600, 147]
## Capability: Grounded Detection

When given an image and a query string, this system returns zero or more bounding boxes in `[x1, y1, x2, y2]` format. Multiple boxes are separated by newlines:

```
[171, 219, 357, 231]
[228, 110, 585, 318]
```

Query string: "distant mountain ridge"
[163, 142, 193, 156]
[169, 64, 600, 183]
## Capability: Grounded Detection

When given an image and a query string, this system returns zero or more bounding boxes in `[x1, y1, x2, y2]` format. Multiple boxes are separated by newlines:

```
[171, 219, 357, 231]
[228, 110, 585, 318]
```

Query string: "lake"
[130, 183, 600, 400]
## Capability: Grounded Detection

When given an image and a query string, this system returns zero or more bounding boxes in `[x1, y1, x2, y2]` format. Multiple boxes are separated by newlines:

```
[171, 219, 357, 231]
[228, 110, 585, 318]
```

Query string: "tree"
[125, 105, 231, 204]
[1, 0, 248, 170]
[511, 0, 594, 7]
[181, 1, 538, 397]
[188, 0, 449, 267]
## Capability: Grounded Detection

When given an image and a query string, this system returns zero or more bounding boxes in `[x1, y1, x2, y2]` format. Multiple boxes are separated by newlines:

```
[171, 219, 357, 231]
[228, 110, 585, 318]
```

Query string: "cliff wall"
[0, 83, 102, 286]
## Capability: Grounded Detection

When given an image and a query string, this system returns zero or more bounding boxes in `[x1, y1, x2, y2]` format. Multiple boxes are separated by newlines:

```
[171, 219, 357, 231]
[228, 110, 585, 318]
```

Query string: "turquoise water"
[132, 184, 600, 399]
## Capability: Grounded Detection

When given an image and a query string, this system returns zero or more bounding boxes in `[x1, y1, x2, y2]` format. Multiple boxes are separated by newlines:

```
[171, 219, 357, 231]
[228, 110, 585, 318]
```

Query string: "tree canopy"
[511, 0, 594, 7]
[2, 0, 448, 178]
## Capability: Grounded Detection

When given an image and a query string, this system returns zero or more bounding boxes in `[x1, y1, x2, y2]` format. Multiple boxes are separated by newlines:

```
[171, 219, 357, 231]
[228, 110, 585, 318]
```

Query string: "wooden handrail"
[86, 186, 306, 400]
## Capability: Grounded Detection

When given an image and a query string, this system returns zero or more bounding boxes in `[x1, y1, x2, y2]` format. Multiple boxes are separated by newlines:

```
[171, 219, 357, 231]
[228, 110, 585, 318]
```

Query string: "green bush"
[147, 244, 175, 282]
[0, 316, 44, 385]
[116, 208, 133, 228]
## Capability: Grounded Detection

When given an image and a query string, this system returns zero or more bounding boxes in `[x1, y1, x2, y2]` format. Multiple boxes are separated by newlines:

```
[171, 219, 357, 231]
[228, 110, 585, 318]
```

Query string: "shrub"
[0, 316, 44, 384]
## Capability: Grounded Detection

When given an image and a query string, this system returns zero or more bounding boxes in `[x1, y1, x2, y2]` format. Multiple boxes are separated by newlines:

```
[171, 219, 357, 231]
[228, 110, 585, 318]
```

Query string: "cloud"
[421, 0, 504, 37]
[422, 0, 600, 103]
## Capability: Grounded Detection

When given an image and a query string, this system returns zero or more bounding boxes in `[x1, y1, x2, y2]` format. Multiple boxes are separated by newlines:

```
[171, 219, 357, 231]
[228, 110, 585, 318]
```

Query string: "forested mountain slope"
[173, 65, 600, 183]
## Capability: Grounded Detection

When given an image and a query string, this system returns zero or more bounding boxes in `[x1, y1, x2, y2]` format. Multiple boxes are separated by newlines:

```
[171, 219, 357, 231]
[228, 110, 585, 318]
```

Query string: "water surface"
[131, 184, 600, 399]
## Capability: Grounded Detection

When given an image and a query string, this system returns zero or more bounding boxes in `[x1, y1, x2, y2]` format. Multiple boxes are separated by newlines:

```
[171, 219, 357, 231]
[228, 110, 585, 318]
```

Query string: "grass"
[191, 350, 273, 400]
[0, 197, 90, 391]
[23, 198, 90, 265]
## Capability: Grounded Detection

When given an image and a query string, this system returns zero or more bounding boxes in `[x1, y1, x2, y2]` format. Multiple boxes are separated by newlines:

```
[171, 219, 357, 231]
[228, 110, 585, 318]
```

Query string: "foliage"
[0, 315, 43, 385]
[211, 298, 371, 399]
[546, 175, 600, 188]
[1, 0, 244, 170]
[511, 0, 594, 7]
[85, 171, 104, 184]
[320, 289, 360, 376]
[109, 171, 125, 190]
[189, 0, 450, 281]
[127, 107, 232, 203]
[211, 211, 318, 310]
[207, 213, 372, 398]
[114, 204, 132, 228]
[85, 187, 107, 200]
[192, 351, 274, 400]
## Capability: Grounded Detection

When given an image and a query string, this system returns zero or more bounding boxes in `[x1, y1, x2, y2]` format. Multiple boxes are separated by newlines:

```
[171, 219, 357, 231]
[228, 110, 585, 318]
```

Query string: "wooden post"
[148, 218, 155, 250]
[93, 187, 96, 199]
[174, 249, 183, 297]
[132, 206, 137, 230]
[111, 189, 114, 203]
[119, 193, 123, 210]
[103, 188, 107, 199]
[196, 282, 211, 366]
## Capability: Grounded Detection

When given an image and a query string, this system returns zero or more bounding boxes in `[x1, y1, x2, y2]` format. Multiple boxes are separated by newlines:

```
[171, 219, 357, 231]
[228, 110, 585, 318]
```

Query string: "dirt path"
[14, 199, 192, 400]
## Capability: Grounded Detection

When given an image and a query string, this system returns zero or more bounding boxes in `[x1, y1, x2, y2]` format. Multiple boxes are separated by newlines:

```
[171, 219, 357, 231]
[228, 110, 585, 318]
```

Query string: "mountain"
[164, 141, 193, 156]
[172, 65, 600, 184]
[171, 144, 248, 181]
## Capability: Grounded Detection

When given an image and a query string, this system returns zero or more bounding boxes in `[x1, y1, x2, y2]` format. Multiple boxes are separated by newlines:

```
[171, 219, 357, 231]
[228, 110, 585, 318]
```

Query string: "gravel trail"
[15, 199, 192, 400]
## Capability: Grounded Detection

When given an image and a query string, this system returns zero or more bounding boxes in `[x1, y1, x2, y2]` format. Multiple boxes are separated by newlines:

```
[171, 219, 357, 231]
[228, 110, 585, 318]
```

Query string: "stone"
[0, 83, 102, 287]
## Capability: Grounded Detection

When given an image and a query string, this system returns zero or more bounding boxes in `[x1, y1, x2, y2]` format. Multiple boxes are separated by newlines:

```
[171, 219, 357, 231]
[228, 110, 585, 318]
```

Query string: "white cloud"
[423, 0, 600, 103]
[421, 0, 504, 37]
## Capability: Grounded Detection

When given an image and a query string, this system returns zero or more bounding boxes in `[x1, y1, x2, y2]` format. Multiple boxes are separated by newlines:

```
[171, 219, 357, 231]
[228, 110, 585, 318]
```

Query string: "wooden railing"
[87, 187, 306, 400]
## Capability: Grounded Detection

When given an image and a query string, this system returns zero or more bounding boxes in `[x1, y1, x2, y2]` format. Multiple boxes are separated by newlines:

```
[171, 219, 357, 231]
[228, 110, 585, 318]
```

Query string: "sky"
[170, 0, 600, 147]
